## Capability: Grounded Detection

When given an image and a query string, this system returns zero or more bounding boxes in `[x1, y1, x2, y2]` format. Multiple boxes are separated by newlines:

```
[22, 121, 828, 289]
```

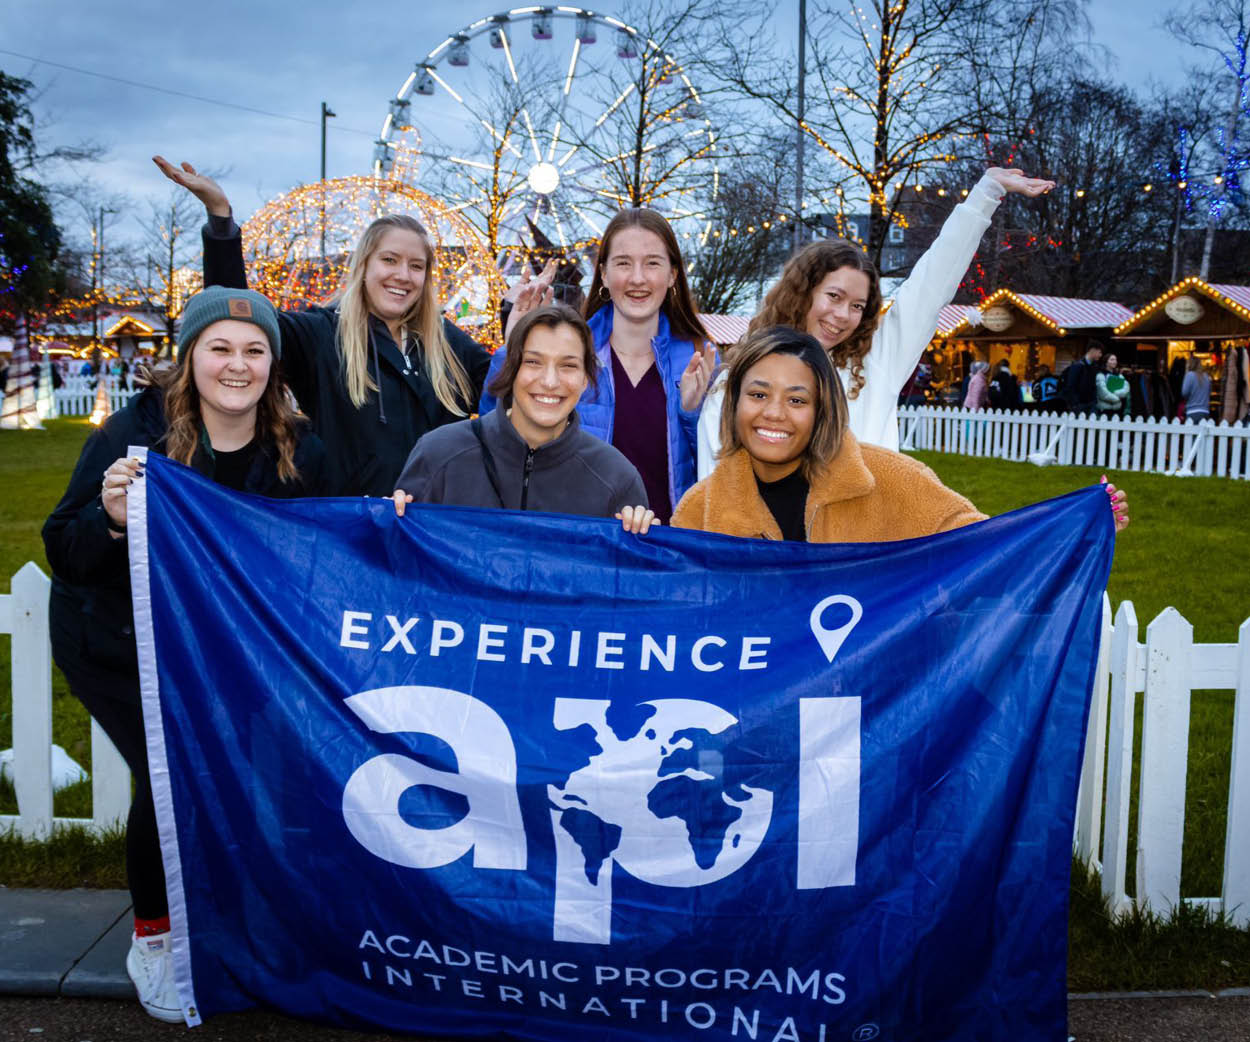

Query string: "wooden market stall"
[929, 290, 1133, 404]
[1114, 277, 1250, 424]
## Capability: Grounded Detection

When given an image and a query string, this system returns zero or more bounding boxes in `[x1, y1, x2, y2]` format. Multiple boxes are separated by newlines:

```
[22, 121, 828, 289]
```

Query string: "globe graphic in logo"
[548, 699, 774, 942]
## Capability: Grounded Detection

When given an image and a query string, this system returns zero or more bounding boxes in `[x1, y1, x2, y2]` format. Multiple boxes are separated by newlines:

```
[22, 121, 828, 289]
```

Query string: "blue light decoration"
[1159, 29, 1250, 222]
[1206, 28, 1250, 220]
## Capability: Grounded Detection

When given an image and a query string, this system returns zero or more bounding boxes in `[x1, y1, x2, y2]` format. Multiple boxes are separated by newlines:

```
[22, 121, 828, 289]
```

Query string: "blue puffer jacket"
[479, 307, 705, 506]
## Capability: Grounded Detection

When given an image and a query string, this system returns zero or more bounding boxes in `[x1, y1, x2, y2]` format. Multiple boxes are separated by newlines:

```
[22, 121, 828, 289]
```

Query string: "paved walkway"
[3, 888, 1248, 1039]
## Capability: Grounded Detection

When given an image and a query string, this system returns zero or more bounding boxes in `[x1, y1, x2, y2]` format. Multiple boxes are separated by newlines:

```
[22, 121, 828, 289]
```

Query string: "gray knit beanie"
[177, 286, 281, 359]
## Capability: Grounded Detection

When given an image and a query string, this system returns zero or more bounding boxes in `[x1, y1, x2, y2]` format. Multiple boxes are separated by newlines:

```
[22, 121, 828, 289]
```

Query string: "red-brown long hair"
[584, 208, 709, 345]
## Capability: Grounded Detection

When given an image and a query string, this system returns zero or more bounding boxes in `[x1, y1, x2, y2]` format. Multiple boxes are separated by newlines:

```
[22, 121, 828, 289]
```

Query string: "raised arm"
[870, 168, 1055, 393]
[154, 156, 247, 288]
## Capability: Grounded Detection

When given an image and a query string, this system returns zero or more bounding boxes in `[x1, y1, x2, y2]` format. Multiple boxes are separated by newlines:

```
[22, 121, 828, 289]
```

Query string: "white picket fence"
[898, 404, 1250, 479]
[0, 563, 129, 838]
[1073, 597, 1250, 927]
[53, 375, 141, 418]
[3, 562, 1248, 928]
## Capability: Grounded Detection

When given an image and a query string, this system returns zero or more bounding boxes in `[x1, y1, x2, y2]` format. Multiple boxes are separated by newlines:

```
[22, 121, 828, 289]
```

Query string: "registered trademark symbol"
[851, 1025, 880, 1041]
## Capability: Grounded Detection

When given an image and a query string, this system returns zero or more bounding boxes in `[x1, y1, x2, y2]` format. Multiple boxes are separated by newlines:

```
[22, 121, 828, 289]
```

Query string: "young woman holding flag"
[392, 304, 655, 533]
[480, 208, 717, 523]
[675, 326, 1129, 542]
[43, 287, 327, 1023]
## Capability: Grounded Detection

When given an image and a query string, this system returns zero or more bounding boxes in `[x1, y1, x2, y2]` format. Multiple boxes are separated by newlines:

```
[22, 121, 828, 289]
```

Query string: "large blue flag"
[129, 451, 1113, 1041]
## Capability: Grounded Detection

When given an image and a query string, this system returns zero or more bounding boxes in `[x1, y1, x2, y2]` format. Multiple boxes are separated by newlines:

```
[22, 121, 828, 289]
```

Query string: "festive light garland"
[1114, 275, 1250, 335]
[942, 289, 1067, 339]
[241, 176, 507, 347]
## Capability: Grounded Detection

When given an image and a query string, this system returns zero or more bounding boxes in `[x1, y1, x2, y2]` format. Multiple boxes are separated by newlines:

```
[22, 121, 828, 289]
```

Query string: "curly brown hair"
[748, 240, 882, 399]
[154, 338, 304, 483]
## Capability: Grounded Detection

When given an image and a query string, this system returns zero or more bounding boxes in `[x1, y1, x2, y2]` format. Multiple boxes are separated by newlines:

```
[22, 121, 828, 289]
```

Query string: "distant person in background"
[988, 359, 1021, 411]
[1168, 355, 1188, 412]
[1181, 355, 1211, 422]
[899, 361, 933, 406]
[963, 360, 990, 411]
[1031, 364, 1059, 412]
[1096, 353, 1130, 417]
[1060, 340, 1102, 415]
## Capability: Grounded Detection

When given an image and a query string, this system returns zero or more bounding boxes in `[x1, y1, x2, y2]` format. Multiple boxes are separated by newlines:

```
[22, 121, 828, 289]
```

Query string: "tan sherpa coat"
[671, 433, 986, 542]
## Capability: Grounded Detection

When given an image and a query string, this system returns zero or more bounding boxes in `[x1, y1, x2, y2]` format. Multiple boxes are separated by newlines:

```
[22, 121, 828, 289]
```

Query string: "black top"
[210, 439, 259, 491]
[1063, 358, 1098, 409]
[202, 215, 493, 496]
[756, 468, 809, 542]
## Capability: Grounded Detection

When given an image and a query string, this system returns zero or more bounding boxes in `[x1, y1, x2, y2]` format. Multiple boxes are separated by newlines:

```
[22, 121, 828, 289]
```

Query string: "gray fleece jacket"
[395, 406, 647, 516]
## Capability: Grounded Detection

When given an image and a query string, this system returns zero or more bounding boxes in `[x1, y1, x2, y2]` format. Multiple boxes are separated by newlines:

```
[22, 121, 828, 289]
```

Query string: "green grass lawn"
[1, 421, 1247, 987]
[915, 452, 1248, 903]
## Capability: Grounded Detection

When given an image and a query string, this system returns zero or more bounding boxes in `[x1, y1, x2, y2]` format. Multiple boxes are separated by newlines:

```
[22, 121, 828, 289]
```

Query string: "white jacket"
[697, 173, 1006, 478]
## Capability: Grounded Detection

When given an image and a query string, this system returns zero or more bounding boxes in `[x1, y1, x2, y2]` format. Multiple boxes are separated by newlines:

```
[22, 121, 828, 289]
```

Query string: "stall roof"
[36, 309, 167, 340]
[945, 290, 1133, 337]
[936, 304, 979, 334]
[1114, 276, 1250, 335]
[698, 313, 750, 347]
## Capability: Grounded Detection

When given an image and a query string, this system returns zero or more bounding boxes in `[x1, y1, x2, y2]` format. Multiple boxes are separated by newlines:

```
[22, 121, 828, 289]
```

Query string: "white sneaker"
[125, 931, 183, 1024]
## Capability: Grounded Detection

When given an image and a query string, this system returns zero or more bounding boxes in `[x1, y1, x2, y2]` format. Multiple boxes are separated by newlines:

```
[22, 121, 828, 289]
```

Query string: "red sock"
[134, 915, 170, 937]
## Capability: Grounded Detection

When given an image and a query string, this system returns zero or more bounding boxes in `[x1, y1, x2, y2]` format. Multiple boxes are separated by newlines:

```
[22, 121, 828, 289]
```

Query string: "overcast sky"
[5, 0, 1190, 247]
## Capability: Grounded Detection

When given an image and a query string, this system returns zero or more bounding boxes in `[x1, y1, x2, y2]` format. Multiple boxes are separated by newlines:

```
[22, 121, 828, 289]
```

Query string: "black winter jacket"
[202, 217, 493, 496]
[42, 387, 328, 675]
[395, 407, 647, 516]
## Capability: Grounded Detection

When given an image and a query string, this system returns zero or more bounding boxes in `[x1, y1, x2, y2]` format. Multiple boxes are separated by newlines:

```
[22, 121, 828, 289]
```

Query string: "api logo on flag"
[129, 451, 1112, 1041]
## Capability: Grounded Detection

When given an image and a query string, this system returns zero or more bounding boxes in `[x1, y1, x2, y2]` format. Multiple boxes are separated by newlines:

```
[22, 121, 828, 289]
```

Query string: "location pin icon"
[809, 595, 864, 664]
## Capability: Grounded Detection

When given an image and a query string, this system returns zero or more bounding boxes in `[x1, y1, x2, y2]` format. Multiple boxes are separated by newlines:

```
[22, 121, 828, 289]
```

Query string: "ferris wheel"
[373, 7, 720, 264]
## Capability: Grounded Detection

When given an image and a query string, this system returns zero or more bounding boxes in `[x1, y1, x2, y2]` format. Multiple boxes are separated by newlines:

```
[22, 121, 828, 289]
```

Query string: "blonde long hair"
[331, 214, 474, 413]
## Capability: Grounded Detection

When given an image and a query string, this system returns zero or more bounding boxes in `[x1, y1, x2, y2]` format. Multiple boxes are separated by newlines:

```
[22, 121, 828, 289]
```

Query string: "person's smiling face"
[363, 228, 429, 324]
[803, 267, 871, 352]
[190, 319, 272, 422]
[602, 227, 676, 325]
[508, 322, 590, 447]
[735, 352, 818, 481]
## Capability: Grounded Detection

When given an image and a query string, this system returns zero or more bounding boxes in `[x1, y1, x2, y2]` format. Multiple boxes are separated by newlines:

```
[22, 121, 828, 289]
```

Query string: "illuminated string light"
[242, 176, 508, 347]
[1115, 275, 1250, 334]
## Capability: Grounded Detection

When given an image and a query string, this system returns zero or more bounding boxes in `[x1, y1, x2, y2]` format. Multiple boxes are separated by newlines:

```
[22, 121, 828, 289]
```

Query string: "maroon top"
[610, 349, 673, 523]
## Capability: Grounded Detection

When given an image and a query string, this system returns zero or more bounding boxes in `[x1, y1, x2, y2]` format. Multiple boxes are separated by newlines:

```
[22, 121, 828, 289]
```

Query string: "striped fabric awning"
[1013, 295, 1133, 330]
[698, 313, 751, 347]
[1115, 277, 1250, 334]
[1210, 284, 1250, 312]
[936, 304, 979, 334]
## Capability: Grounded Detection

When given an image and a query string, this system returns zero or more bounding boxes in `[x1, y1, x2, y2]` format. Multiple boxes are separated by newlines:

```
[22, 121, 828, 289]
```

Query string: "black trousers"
[49, 598, 167, 920]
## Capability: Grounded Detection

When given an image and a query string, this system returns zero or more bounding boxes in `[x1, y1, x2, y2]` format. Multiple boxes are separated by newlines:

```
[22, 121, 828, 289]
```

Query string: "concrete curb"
[1070, 989, 1250, 1000]
[0, 888, 132, 998]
